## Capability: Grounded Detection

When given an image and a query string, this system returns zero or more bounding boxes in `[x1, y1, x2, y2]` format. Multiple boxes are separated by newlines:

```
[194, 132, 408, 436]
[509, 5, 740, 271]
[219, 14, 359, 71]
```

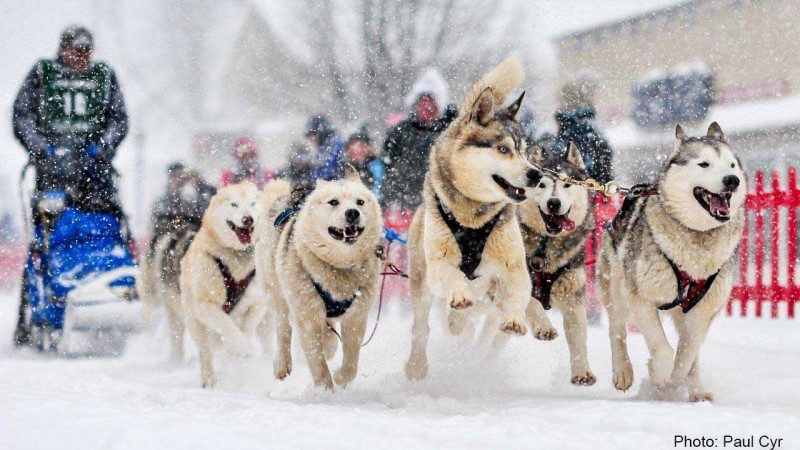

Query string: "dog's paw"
[449, 289, 474, 310]
[613, 363, 634, 392]
[405, 358, 428, 381]
[201, 376, 218, 389]
[571, 371, 597, 386]
[532, 325, 558, 341]
[274, 356, 292, 380]
[689, 391, 714, 403]
[500, 318, 527, 336]
[334, 368, 356, 388]
[647, 349, 673, 388]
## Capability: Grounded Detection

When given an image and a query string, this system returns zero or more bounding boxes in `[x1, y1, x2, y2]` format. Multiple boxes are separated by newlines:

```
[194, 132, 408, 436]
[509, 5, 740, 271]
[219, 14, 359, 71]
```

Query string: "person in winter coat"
[306, 115, 346, 182]
[549, 79, 613, 185]
[278, 141, 315, 187]
[150, 162, 216, 246]
[343, 127, 384, 200]
[220, 136, 275, 189]
[12, 25, 128, 213]
[382, 69, 457, 213]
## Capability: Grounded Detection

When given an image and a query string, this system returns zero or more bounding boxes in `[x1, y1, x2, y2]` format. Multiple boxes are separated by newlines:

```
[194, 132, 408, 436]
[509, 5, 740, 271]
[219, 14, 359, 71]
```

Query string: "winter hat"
[305, 115, 332, 137]
[60, 25, 93, 52]
[346, 124, 371, 146]
[404, 69, 449, 110]
[167, 161, 186, 175]
[232, 136, 259, 158]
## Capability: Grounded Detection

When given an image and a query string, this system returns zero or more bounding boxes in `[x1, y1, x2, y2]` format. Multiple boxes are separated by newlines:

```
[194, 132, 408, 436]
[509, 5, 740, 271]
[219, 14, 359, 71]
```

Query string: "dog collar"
[313, 282, 358, 318]
[213, 257, 256, 314]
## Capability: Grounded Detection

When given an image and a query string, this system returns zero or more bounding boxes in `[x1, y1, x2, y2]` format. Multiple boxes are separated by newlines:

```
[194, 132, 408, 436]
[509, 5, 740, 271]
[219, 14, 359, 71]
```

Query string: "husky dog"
[598, 123, 745, 401]
[405, 58, 534, 381]
[257, 167, 382, 390]
[517, 141, 596, 385]
[179, 182, 266, 388]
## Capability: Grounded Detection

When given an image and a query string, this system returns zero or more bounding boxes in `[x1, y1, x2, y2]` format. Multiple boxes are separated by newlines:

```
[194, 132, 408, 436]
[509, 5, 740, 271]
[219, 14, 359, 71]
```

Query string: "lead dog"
[517, 142, 596, 385]
[597, 123, 745, 401]
[405, 58, 533, 381]
[179, 182, 265, 388]
[257, 167, 382, 390]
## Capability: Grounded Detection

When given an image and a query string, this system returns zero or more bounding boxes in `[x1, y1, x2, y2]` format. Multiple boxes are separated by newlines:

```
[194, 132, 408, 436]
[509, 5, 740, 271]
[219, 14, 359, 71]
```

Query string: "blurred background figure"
[279, 141, 315, 187]
[550, 76, 613, 185]
[306, 114, 345, 182]
[220, 136, 275, 189]
[149, 162, 216, 246]
[343, 125, 384, 200]
[382, 69, 456, 229]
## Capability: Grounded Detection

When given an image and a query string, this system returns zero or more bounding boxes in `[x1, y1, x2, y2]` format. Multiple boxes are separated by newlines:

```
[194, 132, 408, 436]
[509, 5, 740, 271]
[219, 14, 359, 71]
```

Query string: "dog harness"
[657, 256, 719, 313]
[526, 237, 572, 310]
[435, 195, 503, 280]
[313, 282, 357, 318]
[213, 257, 256, 314]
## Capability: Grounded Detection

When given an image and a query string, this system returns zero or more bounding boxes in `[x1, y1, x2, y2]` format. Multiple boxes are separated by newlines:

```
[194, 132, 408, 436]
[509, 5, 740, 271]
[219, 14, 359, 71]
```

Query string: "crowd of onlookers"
[150, 70, 615, 238]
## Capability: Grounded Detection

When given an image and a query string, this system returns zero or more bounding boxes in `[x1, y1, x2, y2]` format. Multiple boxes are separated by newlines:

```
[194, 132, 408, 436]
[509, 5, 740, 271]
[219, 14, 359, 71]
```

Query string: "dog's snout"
[722, 175, 740, 192]
[241, 216, 254, 228]
[526, 169, 542, 187]
[546, 198, 561, 213]
[345, 208, 360, 224]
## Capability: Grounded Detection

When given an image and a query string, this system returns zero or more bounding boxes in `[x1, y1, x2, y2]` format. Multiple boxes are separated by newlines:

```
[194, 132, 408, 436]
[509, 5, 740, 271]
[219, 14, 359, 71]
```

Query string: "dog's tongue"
[235, 228, 252, 244]
[552, 215, 576, 233]
[708, 193, 730, 216]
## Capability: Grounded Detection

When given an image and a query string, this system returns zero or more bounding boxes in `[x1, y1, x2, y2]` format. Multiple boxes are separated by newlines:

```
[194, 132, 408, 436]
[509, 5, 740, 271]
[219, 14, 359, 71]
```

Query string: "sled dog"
[179, 181, 266, 388]
[517, 141, 596, 385]
[405, 58, 534, 381]
[257, 167, 382, 390]
[597, 123, 745, 401]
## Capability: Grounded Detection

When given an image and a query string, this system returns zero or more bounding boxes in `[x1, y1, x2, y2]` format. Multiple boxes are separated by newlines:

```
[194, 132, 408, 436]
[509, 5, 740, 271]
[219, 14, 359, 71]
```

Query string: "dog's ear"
[675, 124, 689, 142]
[502, 91, 525, 121]
[707, 122, 725, 142]
[344, 164, 361, 183]
[565, 140, 585, 169]
[469, 87, 494, 126]
[528, 144, 544, 163]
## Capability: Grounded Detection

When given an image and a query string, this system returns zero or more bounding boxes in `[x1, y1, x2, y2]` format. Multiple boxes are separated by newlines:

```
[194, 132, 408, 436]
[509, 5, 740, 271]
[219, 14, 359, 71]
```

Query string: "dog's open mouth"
[492, 175, 527, 201]
[539, 209, 576, 235]
[693, 187, 732, 222]
[227, 220, 254, 245]
[328, 225, 365, 244]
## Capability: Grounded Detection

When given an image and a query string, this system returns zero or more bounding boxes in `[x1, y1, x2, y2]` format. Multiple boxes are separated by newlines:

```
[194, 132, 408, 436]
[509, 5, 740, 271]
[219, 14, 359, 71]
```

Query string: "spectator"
[343, 126, 384, 200]
[306, 115, 345, 182]
[280, 141, 315, 187]
[550, 78, 613, 184]
[382, 69, 457, 217]
[150, 162, 215, 246]
[220, 136, 275, 189]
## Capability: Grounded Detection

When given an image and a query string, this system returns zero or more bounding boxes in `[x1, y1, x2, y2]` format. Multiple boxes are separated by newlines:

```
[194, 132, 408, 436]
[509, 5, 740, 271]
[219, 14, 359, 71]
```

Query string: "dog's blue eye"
[328, 199, 339, 206]
[230, 202, 238, 208]
[498, 146, 510, 154]
[356, 199, 365, 206]
[698, 162, 710, 168]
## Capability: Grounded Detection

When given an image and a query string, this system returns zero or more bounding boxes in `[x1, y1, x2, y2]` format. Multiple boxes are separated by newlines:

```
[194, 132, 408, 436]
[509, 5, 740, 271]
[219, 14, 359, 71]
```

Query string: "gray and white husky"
[597, 122, 746, 401]
[517, 141, 596, 385]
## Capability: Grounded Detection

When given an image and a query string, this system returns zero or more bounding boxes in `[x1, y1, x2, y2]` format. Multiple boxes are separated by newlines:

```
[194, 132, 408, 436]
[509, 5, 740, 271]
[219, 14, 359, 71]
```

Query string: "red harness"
[658, 257, 718, 313]
[213, 257, 255, 314]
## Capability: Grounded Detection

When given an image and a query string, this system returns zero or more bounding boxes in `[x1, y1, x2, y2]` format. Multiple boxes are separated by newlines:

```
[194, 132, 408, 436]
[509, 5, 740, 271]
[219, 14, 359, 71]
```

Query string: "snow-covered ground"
[1, 289, 799, 450]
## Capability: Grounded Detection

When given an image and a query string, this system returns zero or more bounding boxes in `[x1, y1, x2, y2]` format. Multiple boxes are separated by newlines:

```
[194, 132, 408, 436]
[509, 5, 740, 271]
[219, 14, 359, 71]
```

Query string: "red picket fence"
[728, 167, 799, 318]
[585, 167, 800, 320]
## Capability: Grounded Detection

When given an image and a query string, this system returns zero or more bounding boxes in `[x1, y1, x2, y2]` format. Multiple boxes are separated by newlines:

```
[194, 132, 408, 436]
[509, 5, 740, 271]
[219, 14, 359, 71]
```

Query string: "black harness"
[606, 183, 719, 314]
[313, 282, 358, 318]
[213, 257, 256, 314]
[435, 195, 503, 280]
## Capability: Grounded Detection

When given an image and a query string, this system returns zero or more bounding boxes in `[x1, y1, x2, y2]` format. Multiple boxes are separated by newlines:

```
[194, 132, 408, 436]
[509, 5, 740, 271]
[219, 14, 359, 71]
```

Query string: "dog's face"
[205, 181, 262, 250]
[520, 142, 590, 236]
[661, 122, 746, 231]
[297, 166, 382, 266]
[443, 90, 530, 204]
